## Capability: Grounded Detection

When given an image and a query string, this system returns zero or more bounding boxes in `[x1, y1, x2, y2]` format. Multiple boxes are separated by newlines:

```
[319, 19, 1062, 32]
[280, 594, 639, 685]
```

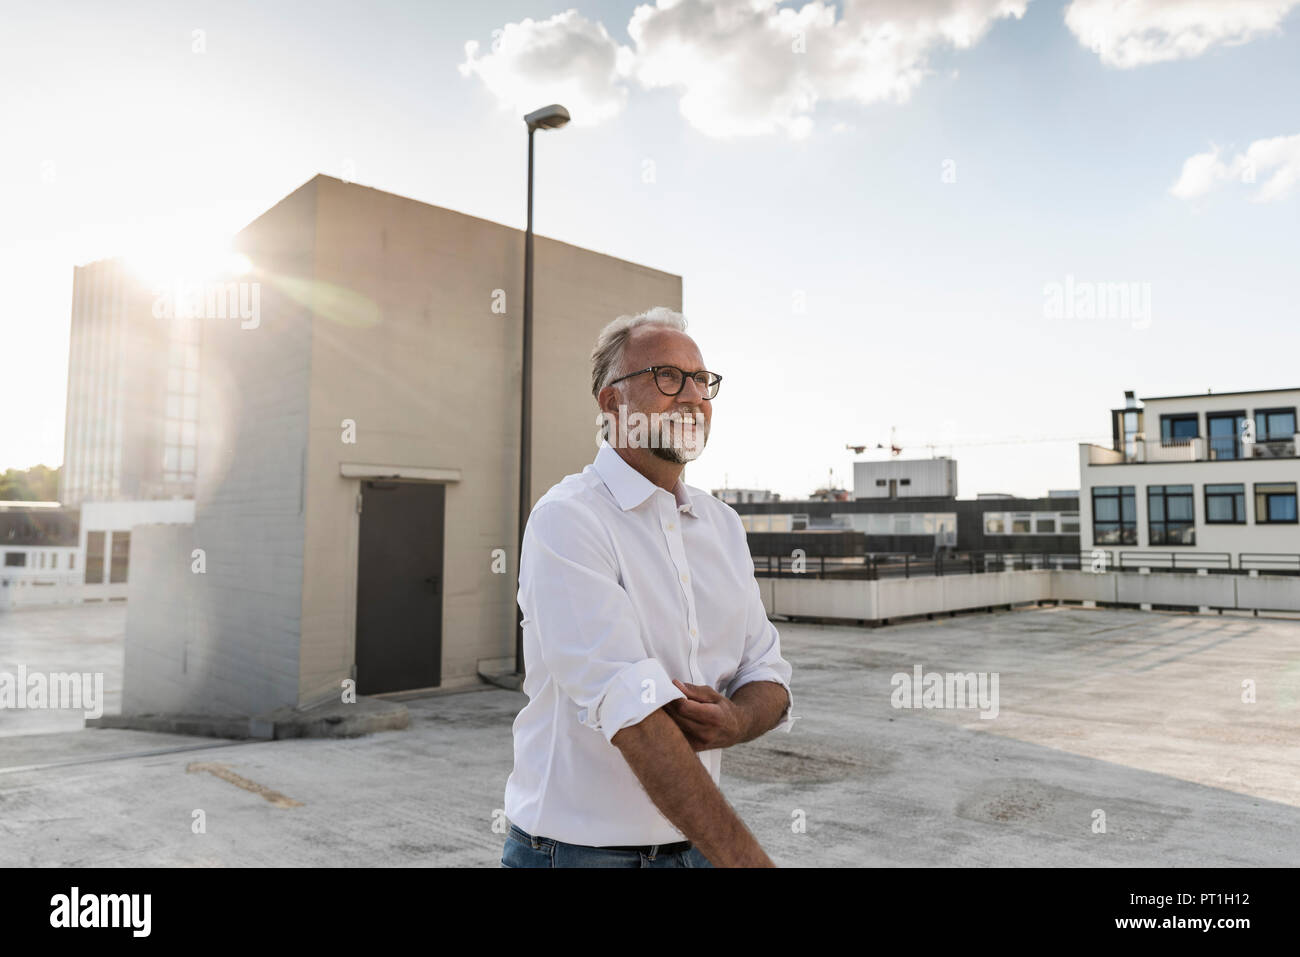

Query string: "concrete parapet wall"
[762, 569, 1300, 622]
[1112, 571, 1236, 608]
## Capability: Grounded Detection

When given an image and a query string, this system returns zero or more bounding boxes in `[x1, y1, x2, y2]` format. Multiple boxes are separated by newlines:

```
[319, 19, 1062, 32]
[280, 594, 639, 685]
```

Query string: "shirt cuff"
[580, 657, 687, 745]
[728, 671, 798, 734]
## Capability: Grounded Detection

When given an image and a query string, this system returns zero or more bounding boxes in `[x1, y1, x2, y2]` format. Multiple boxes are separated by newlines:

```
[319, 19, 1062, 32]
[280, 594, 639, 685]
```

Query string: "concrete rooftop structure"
[119, 174, 682, 721]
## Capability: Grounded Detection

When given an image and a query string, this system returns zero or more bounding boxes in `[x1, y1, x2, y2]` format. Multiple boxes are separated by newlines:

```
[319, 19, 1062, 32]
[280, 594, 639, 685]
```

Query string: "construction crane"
[848, 427, 1109, 457]
[846, 426, 901, 456]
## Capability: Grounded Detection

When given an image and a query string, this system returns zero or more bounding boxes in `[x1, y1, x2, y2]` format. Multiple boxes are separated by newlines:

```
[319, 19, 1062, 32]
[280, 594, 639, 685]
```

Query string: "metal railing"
[754, 550, 1300, 580]
[1113, 550, 1232, 572]
[1240, 553, 1300, 573]
[755, 551, 1085, 580]
[1250, 439, 1298, 458]
[1088, 435, 1300, 465]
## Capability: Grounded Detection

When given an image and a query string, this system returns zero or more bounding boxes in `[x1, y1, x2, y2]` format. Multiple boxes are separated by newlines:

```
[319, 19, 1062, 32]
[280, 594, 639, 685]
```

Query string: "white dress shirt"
[503, 439, 796, 846]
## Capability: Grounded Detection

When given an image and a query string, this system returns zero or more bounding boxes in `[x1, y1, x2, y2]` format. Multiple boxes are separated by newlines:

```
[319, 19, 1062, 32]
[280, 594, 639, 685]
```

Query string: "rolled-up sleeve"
[722, 513, 797, 733]
[518, 501, 686, 744]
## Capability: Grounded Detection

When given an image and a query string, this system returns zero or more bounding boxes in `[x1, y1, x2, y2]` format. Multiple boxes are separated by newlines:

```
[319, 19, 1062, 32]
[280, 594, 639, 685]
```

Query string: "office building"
[0, 502, 80, 607]
[1080, 388, 1300, 568]
[60, 258, 198, 506]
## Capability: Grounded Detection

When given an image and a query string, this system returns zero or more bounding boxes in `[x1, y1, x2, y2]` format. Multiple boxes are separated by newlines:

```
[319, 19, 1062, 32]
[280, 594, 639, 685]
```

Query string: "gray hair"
[590, 306, 688, 399]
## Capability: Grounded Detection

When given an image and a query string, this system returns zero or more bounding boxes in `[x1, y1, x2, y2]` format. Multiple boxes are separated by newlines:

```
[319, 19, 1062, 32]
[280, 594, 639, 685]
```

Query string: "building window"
[1255, 483, 1298, 524]
[4, 552, 26, 567]
[1206, 412, 1246, 460]
[899, 478, 911, 486]
[982, 511, 1079, 536]
[875, 479, 886, 487]
[1205, 484, 1246, 524]
[1256, 408, 1296, 441]
[69, 552, 76, 570]
[1121, 409, 1141, 459]
[163, 318, 200, 486]
[109, 531, 131, 583]
[1092, 486, 1136, 544]
[1160, 414, 1199, 444]
[86, 531, 105, 583]
[1148, 485, 1195, 545]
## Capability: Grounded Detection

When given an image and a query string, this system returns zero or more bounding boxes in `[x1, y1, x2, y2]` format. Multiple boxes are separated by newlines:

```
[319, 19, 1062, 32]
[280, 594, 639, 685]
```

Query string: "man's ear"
[597, 384, 621, 416]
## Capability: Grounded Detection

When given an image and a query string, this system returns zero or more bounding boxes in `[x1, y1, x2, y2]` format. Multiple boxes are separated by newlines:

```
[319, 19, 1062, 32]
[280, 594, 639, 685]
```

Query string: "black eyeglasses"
[607, 365, 722, 399]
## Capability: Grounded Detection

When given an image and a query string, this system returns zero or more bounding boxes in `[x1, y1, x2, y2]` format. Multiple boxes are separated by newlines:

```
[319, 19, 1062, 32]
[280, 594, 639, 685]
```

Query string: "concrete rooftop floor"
[1, 601, 1298, 866]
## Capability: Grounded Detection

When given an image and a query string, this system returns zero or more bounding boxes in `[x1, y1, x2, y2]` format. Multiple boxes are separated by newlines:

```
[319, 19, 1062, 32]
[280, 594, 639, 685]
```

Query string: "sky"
[2, 0, 1298, 499]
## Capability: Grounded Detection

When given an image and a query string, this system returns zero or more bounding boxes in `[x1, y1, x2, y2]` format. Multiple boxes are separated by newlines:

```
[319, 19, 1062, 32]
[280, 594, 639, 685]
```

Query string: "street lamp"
[516, 104, 570, 681]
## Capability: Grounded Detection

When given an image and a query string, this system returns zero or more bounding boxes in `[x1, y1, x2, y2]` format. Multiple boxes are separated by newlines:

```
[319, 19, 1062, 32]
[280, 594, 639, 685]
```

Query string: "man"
[501, 306, 796, 868]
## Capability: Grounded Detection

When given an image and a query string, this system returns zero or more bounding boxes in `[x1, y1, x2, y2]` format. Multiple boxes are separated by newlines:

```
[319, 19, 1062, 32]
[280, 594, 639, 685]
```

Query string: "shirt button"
[666, 522, 675, 531]
[690, 627, 697, 636]
[681, 574, 689, 583]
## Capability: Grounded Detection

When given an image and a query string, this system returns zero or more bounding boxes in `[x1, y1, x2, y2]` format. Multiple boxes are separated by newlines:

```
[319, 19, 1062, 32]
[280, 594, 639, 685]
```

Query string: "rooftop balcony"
[1086, 434, 1300, 466]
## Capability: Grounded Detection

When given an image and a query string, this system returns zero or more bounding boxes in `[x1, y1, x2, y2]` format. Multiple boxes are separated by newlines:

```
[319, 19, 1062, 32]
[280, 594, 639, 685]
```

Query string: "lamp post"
[516, 104, 570, 681]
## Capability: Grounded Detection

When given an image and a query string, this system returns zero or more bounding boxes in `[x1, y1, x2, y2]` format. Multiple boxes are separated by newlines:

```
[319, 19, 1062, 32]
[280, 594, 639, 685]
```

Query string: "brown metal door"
[356, 480, 444, 693]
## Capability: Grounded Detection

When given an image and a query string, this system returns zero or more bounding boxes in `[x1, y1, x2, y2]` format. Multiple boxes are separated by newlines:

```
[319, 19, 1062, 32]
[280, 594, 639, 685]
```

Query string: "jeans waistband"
[598, 840, 693, 854]
[513, 823, 691, 856]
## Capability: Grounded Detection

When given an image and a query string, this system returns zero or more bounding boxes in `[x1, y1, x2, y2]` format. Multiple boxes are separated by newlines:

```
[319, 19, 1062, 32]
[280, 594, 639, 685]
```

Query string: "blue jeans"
[501, 822, 714, 868]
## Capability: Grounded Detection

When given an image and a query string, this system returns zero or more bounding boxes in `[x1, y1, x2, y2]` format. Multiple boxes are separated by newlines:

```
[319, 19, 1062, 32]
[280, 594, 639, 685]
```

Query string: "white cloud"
[1065, 0, 1300, 68]
[458, 10, 635, 125]
[461, 0, 1030, 139]
[1169, 146, 1231, 199]
[1170, 134, 1300, 202]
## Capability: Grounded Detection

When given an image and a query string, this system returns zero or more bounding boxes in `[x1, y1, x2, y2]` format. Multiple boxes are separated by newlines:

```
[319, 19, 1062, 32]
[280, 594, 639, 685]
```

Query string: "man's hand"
[611, 708, 776, 866]
[664, 679, 751, 751]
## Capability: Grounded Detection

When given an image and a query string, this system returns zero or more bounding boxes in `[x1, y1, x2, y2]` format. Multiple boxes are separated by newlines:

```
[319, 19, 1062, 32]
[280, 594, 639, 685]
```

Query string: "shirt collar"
[593, 440, 699, 517]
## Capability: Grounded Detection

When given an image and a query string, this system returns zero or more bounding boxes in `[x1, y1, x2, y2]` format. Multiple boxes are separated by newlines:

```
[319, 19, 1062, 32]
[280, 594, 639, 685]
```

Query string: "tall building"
[60, 258, 199, 506]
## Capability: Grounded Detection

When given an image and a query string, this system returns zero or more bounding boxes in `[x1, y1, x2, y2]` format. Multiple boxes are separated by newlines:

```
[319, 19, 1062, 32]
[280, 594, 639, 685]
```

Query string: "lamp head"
[525, 104, 571, 131]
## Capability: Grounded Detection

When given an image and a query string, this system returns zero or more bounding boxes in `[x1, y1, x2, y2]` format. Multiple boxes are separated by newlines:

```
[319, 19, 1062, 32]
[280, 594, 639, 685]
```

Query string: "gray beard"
[652, 440, 707, 464]
[651, 444, 687, 464]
